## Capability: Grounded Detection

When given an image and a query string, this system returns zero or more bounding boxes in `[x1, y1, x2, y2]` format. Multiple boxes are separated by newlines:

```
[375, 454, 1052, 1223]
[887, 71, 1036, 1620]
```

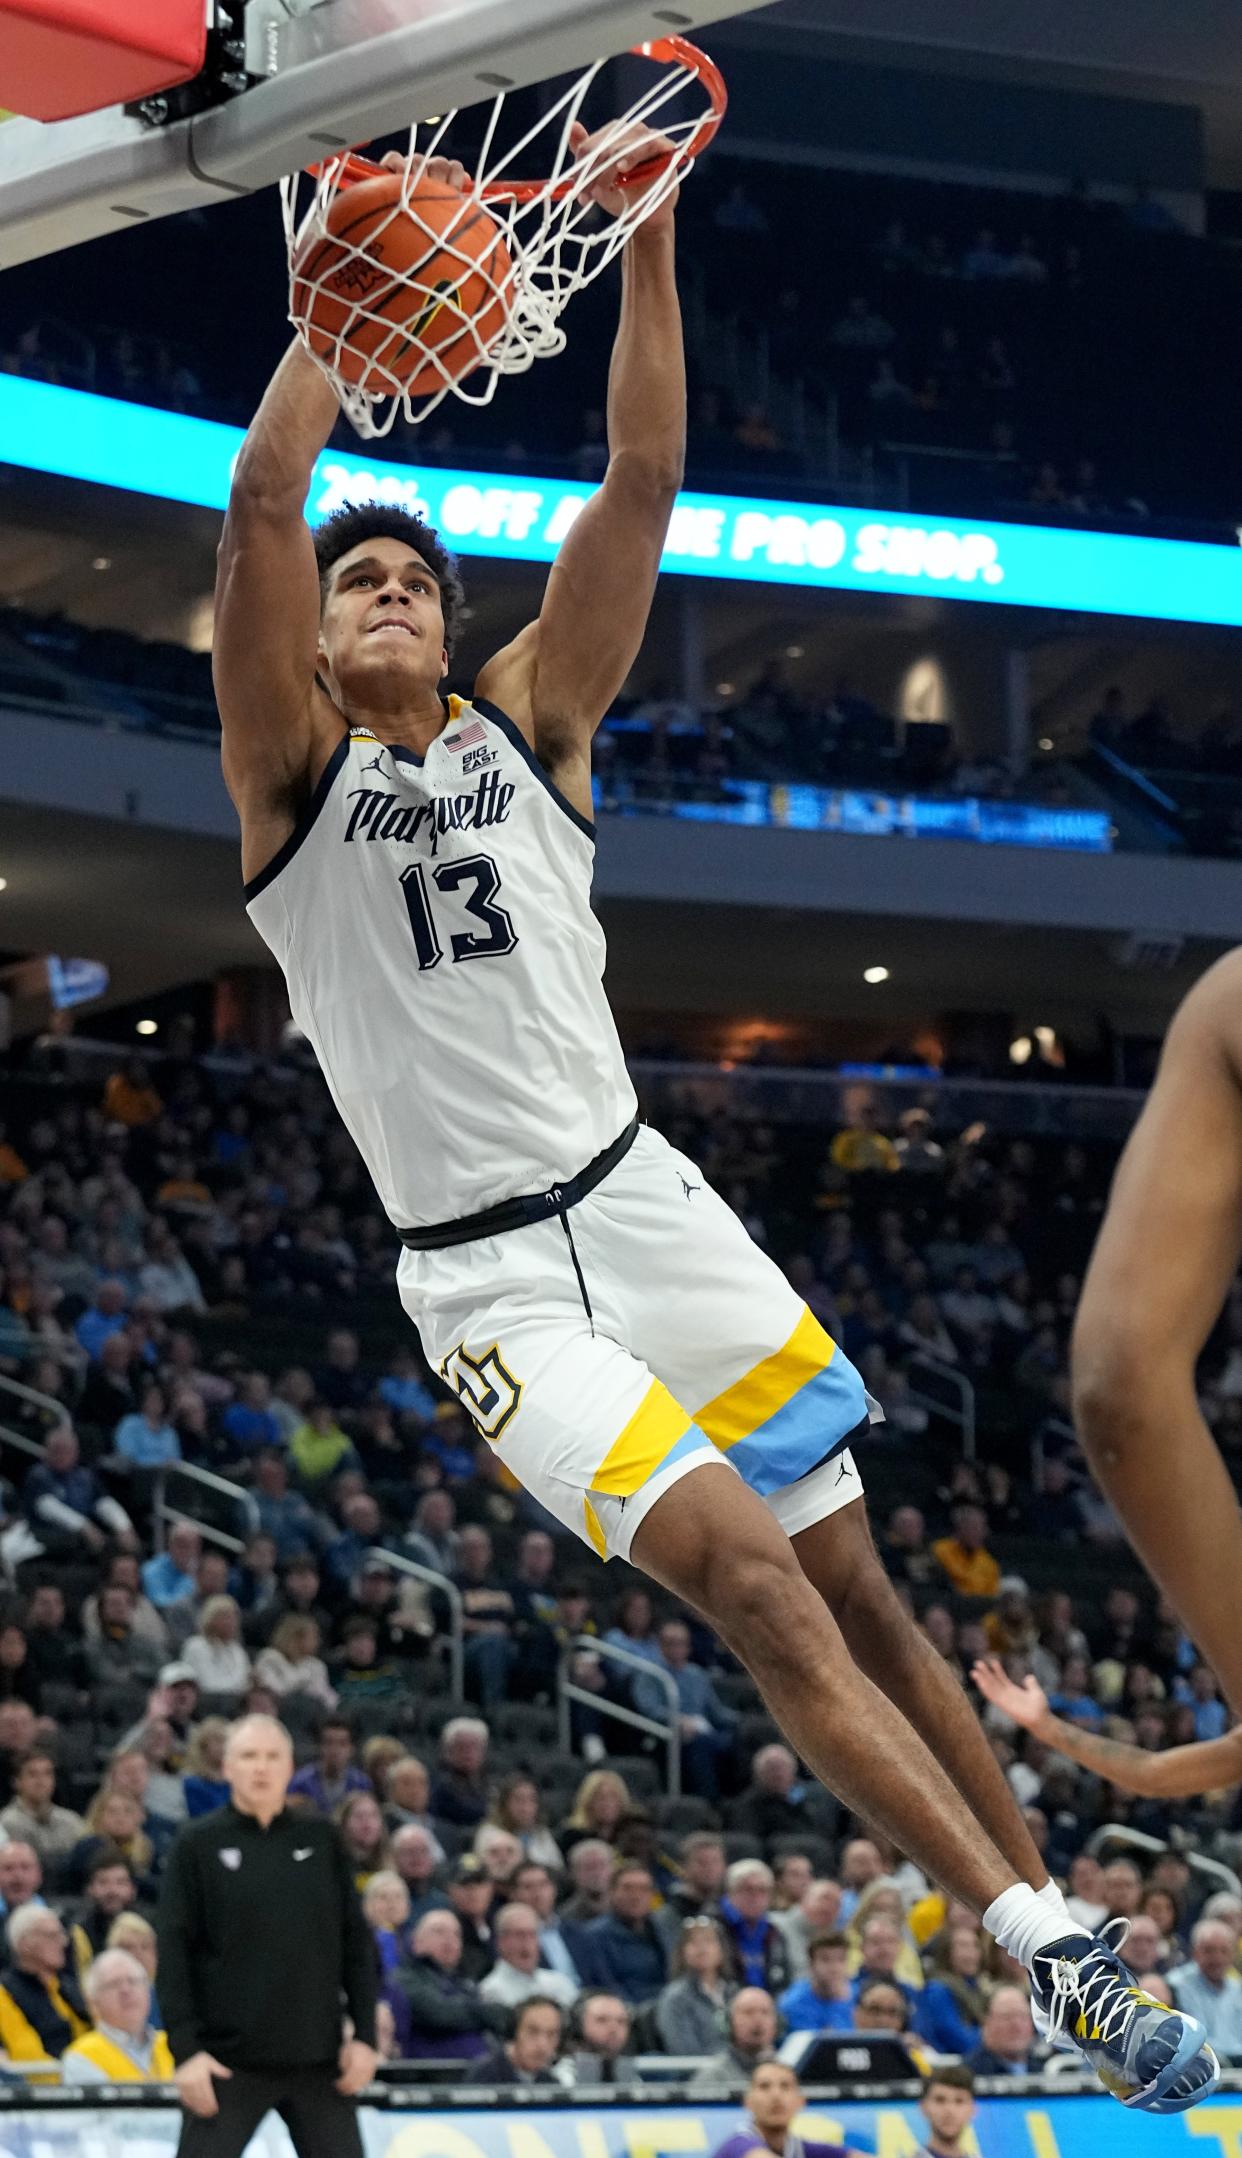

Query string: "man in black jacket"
[397, 1908, 508, 2062]
[156, 1714, 377, 2158]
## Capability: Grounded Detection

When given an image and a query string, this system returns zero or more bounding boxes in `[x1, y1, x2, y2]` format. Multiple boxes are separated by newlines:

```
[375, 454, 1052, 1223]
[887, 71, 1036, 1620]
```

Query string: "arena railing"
[628, 1060, 1146, 1142]
[557, 1633, 682, 1796]
[1085, 1823, 1242, 1902]
[904, 1353, 977, 1461]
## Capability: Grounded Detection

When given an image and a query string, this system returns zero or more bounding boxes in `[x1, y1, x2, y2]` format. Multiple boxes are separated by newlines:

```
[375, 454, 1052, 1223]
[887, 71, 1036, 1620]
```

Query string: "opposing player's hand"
[972, 1655, 1049, 1730]
[568, 119, 679, 230]
[175, 2052, 232, 2118]
[336, 2038, 379, 2094]
[379, 149, 472, 193]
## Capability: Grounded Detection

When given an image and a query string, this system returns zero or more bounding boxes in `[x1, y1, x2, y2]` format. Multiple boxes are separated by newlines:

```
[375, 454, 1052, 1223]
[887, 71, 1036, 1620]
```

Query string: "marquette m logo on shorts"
[440, 1341, 522, 1440]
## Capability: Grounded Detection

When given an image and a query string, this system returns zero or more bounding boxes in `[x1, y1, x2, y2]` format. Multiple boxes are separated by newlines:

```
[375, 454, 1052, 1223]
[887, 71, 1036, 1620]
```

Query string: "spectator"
[604, 1589, 662, 1668]
[773, 1879, 845, 1979]
[560, 1769, 631, 1856]
[656, 1916, 736, 2055]
[454, 1526, 518, 1709]
[578, 1862, 668, 2003]
[852, 1980, 931, 2071]
[849, 1909, 921, 2008]
[430, 1717, 490, 1830]
[0, 1905, 91, 2063]
[711, 2060, 852, 2158]
[829, 1101, 898, 1175]
[288, 1401, 360, 1494]
[22, 1423, 135, 1562]
[181, 1596, 251, 1696]
[0, 1750, 87, 1880]
[75, 1280, 131, 1364]
[361, 1870, 411, 2043]
[510, 1861, 583, 1985]
[778, 1930, 854, 2034]
[337, 1789, 392, 1890]
[564, 1989, 633, 2085]
[931, 1505, 1001, 1599]
[114, 1382, 182, 1470]
[86, 1585, 165, 1691]
[252, 1453, 322, 1564]
[689, 1985, 778, 2089]
[396, 1907, 506, 2061]
[143, 1523, 201, 1610]
[219, 1373, 283, 1459]
[719, 1860, 792, 1995]
[663, 1831, 726, 1929]
[253, 1614, 336, 1708]
[464, 1994, 565, 2086]
[487, 1774, 563, 1873]
[325, 1493, 386, 1593]
[479, 1901, 578, 2012]
[376, 1346, 437, 1425]
[0, 1841, 44, 1921]
[402, 1489, 460, 1575]
[333, 1616, 407, 1711]
[102, 1058, 162, 1128]
[288, 1718, 368, 1813]
[915, 2065, 978, 2158]
[1099, 1859, 1145, 1922]
[634, 1620, 736, 1798]
[727, 1743, 833, 1849]
[68, 1850, 139, 1976]
[23, 1583, 87, 1697]
[385, 1760, 443, 1845]
[1168, 1921, 1242, 2058]
[966, 1984, 1040, 2075]
[63, 1946, 171, 2083]
[561, 1840, 616, 1926]
[390, 1824, 447, 1920]
[64, 1788, 154, 1899]
[445, 1857, 496, 1984]
[880, 1507, 936, 1591]
[182, 1719, 230, 1818]
[837, 1839, 884, 1924]
[914, 1925, 992, 2055]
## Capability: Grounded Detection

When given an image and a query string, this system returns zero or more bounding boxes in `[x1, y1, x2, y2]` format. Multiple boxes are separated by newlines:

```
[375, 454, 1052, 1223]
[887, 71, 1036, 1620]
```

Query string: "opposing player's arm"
[478, 145, 684, 800]
[214, 339, 343, 808]
[972, 1659, 1242, 1798]
[1072, 948, 1242, 1709]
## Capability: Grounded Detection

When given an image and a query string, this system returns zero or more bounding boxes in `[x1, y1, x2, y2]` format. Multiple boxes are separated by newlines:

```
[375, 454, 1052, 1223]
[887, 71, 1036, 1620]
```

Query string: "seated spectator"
[181, 1595, 250, 1697]
[852, 1980, 931, 2072]
[564, 1988, 633, 2086]
[966, 1984, 1041, 2075]
[931, 1504, 1001, 1599]
[726, 1743, 834, 1850]
[1122, 1913, 1169, 1983]
[662, 1831, 726, 1931]
[396, 1907, 508, 2061]
[104, 1910, 158, 2004]
[391, 1823, 447, 1920]
[22, 1423, 134, 1562]
[772, 1879, 844, 1979]
[712, 2060, 853, 2158]
[86, 1586, 165, 1691]
[337, 1789, 392, 1890]
[113, 1382, 181, 1471]
[325, 1492, 387, 1593]
[488, 1774, 564, 1873]
[719, 1860, 791, 1995]
[334, 1616, 407, 1711]
[914, 1924, 993, 2055]
[511, 1860, 583, 1985]
[288, 1717, 369, 1813]
[219, 1373, 283, 1459]
[454, 1525, 518, 1710]
[253, 1614, 336, 1708]
[464, 1994, 565, 2086]
[560, 1769, 631, 1857]
[829, 1102, 898, 1176]
[0, 1840, 43, 1923]
[430, 1717, 491, 1830]
[252, 1453, 323, 1564]
[67, 1851, 139, 1980]
[377, 1345, 437, 1425]
[0, 1905, 91, 2063]
[1046, 1656, 1106, 1729]
[63, 1788, 154, 1899]
[402, 1488, 460, 1575]
[604, 1589, 662, 1668]
[689, 1985, 778, 2089]
[1168, 1921, 1242, 2058]
[0, 1750, 86, 1882]
[75, 1280, 131, 1365]
[23, 1583, 87, 1698]
[233, 1535, 281, 1629]
[182, 1718, 230, 1818]
[62, 1947, 171, 2083]
[848, 1909, 922, 2008]
[634, 1620, 736, 1799]
[778, 1930, 854, 2033]
[288, 1401, 360, 1494]
[362, 1869, 412, 2050]
[577, 1862, 668, 2003]
[385, 1758, 443, 1844]
[880, 1506, 936, 1591]
[561, 1840, 616, 1926]
[656, 1915, 736, 2055]
[479, 1901, 578, 2012]
[142, 1523, 201, 1611]
[446, 1856, 496, 1983]
[837, 1839, 884, 1924]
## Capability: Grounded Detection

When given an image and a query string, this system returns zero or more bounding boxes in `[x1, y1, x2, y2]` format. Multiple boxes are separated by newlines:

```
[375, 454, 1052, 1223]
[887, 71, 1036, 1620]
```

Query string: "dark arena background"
[2, 0, 1242, 2152]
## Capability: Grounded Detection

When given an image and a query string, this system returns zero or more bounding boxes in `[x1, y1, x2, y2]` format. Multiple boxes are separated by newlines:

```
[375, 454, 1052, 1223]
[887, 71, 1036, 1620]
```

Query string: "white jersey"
[245, 695, 636, 1228]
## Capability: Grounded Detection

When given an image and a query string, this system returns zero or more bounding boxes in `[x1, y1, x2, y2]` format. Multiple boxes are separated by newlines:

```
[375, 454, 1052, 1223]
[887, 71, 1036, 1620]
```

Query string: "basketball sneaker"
[1031, 1933, 1219, 2113]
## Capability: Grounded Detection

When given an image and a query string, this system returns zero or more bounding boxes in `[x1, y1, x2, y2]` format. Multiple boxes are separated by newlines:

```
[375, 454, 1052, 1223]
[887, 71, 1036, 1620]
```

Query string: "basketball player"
[215, 132, 1214, 2112]
[1074, 949, 1242, 1714]
[973, 1655, 1242, 1800]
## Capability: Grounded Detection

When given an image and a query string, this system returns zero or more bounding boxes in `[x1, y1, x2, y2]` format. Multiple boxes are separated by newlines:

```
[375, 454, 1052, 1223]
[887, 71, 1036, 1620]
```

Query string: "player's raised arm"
[972, 1659, 1242, 1800]
[478, 130, 685, 804]
[214, 337, 342, 804]
[1072, 948, 1242, 1710]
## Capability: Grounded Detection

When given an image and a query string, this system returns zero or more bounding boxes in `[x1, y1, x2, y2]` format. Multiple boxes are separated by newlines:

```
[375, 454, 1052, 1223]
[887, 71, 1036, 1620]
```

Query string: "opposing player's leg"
[790, 1494, 1049, 1890]
[631, 1464, 1219, 2115]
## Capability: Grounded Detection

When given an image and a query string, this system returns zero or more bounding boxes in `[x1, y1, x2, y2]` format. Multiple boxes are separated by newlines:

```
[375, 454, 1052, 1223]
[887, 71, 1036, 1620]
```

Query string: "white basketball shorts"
[397, 1123, 878, 1563]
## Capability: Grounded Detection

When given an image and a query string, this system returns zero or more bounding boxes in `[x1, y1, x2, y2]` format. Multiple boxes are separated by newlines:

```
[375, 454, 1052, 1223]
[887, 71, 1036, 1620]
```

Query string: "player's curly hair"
[313, 501, 465, 658]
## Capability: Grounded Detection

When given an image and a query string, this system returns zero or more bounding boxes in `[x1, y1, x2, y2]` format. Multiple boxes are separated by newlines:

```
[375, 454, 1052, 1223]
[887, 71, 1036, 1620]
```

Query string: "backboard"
[0, 0, 773, 269]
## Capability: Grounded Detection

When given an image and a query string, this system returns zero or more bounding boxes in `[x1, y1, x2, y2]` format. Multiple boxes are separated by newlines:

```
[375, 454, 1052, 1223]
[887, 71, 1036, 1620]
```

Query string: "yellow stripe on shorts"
[583, 1498, 607, 1556]
[695, 1306, 837, 1450]
[590, 1380, 694, 1499]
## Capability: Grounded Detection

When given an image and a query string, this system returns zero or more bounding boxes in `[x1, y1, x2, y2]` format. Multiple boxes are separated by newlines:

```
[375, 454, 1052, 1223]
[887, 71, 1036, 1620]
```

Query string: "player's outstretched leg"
[631, 1464, 1219, 2116]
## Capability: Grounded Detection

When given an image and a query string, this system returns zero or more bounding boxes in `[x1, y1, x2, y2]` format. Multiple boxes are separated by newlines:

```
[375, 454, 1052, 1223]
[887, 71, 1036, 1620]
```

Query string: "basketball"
[291, 172, 512, 398]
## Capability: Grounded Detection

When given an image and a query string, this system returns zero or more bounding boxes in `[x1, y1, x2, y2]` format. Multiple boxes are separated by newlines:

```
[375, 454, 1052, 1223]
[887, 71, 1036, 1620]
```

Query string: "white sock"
[1037, 1877, 1076, 1931]
[983, 1882, 1091, 1971]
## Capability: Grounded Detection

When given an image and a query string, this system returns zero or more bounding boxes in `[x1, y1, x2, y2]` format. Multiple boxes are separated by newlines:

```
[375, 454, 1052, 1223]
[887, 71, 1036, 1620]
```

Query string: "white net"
[280, 36, 724, 439]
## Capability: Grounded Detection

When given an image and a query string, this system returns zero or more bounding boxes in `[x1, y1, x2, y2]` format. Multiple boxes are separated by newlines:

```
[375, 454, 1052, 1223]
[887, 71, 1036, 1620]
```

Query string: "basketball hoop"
[280, 36, 726, 439]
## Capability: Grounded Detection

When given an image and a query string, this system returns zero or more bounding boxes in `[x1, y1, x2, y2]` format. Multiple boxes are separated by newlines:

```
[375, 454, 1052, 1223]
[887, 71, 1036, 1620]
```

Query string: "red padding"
[0, 0, 206, 123]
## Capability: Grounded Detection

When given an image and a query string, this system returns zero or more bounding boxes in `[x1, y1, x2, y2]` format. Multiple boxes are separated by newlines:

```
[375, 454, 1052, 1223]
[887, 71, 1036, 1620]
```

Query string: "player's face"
[321, 537, 448, 699]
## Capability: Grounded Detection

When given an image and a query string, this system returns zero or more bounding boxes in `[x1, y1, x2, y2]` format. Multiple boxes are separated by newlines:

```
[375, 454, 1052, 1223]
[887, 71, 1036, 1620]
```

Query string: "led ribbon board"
[4, 375, 1242, 625]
